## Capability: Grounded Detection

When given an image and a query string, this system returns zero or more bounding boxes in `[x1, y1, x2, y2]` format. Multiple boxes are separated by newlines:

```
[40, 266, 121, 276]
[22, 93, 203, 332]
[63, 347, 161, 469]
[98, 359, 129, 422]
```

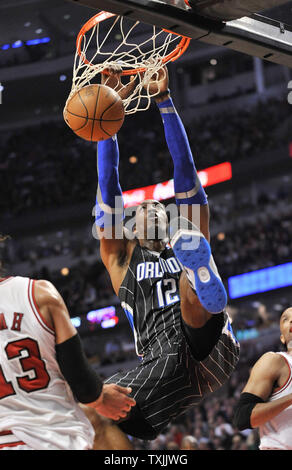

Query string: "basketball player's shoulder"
[34, 279, 56, 292]
[256, 351, 286, 371]
[269, 351, 292, 368]
[259, 351, 281, 362]
[261, 352, 292, 384]
[33, 279, 63, 307]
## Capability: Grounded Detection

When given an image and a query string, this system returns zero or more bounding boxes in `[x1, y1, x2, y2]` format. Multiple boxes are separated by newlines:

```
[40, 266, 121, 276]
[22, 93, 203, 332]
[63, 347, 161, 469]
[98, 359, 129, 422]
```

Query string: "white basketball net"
[65, 13, 189, 115]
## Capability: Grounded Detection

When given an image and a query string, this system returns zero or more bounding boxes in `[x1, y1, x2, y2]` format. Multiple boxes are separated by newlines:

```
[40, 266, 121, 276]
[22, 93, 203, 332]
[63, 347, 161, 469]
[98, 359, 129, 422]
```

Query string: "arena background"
[0, 0, 291, 451]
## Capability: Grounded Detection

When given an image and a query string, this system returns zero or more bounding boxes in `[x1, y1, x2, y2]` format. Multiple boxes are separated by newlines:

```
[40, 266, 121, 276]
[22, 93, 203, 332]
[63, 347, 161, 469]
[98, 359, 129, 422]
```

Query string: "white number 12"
[156, 278, 180, 308]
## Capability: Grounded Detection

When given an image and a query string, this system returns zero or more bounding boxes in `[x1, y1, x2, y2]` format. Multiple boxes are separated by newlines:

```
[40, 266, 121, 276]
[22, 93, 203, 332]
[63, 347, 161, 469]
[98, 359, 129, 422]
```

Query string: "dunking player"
[94, 66, 240, 442]
[0, 251, 135, 450]
[233, 307, 292, 450]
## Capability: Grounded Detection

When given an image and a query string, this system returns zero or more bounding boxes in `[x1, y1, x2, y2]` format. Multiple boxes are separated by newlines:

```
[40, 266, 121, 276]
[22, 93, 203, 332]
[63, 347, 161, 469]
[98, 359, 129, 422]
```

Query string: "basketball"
[64, 84, 125, 142]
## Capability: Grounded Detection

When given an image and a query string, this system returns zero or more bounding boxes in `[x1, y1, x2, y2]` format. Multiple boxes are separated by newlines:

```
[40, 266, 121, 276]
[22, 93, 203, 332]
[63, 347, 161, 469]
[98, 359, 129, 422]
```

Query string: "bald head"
[281, 307, 292, 318]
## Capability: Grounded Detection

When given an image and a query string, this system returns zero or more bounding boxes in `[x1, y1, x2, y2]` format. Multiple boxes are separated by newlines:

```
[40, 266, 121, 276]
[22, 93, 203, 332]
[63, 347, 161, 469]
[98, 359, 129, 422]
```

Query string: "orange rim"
[76, 11, 191, 75]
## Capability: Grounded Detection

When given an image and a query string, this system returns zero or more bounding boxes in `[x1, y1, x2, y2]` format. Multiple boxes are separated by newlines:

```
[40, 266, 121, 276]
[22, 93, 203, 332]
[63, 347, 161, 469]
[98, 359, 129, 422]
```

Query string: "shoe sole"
[171, 229, 227, 314]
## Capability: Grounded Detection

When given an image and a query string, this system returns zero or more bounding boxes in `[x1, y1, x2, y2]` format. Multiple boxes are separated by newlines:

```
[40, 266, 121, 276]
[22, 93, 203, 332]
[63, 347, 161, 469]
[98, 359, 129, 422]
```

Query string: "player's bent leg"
[179, 271, 212, 328]
[170, 216, 227, 314]
[181, 307, 225, 361]
[182, 311, 240, 390]
[80, 404, 134, 450]
[177, 271, 223, 360]
[99, 420, 134, 450]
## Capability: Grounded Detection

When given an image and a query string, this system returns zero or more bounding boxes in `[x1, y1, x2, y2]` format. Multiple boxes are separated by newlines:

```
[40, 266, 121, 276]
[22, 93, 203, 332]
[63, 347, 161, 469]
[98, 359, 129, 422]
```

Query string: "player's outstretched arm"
[144, 67, 228, 315]
[95, 68, 136, 287]
[95, 134, 129, 267]
[233, 352, 292, 430]
[145, 67, 210, 240]
[33, 280, 136, 420]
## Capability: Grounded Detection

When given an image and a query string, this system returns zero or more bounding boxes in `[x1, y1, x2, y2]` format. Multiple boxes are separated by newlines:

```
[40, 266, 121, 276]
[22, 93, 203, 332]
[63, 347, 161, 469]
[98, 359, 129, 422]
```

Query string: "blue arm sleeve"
[95, 136, 124, 228]
[157, 97, 207, 206]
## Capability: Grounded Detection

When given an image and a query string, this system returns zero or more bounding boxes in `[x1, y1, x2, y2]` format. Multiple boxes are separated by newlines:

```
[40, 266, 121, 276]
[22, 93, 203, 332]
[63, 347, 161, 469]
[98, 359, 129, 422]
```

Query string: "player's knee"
[181, 309, 209, 329]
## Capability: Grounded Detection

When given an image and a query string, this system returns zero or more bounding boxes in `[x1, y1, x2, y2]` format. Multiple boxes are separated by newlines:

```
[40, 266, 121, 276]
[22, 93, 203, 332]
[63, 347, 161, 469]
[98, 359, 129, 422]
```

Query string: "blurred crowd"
[185, 96, 290, 168]
[212, 212, 292, 278]
[0, 94, 290, 218]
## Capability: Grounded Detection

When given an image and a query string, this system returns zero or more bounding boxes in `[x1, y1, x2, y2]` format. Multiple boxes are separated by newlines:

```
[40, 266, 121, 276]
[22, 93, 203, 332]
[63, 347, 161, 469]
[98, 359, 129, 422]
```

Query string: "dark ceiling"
[0, 0, 94, 44]
[0, 0, 100, 127]
[1, 0, 291, 46]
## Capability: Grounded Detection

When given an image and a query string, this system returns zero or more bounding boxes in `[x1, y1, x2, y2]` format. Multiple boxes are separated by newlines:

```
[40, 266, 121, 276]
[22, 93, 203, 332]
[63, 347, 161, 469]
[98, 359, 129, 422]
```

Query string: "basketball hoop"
[66, 11, 191, 115]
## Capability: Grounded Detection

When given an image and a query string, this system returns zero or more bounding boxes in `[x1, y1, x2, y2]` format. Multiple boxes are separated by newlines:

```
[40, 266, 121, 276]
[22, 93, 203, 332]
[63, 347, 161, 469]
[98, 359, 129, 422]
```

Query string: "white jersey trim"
[271, 353, 292, 397]
[27, 279, 55, 336]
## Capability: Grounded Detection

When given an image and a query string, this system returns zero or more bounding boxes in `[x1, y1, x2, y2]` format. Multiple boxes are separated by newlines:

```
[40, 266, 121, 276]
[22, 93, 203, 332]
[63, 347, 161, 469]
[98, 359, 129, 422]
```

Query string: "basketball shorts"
[105, 311, 240, 440]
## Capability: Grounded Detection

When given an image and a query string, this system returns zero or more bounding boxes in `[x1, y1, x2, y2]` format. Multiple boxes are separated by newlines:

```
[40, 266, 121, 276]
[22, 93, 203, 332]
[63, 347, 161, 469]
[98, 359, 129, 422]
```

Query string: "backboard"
[67, 0, 292, 67]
